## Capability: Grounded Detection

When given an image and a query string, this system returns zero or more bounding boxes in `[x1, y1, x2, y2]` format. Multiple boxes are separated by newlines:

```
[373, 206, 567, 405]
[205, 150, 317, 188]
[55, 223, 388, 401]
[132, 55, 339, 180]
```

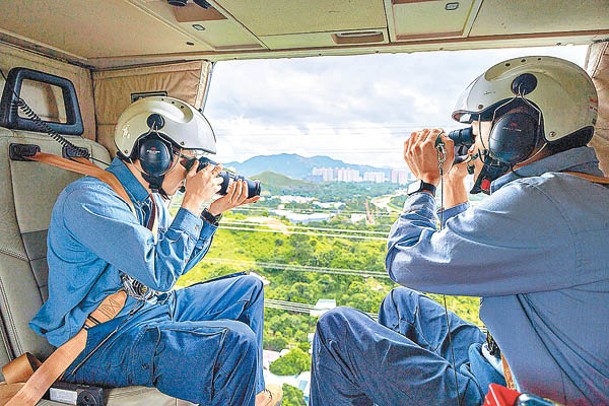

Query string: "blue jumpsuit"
[30, 158, 265, 405]
[311, 147, 609, 405]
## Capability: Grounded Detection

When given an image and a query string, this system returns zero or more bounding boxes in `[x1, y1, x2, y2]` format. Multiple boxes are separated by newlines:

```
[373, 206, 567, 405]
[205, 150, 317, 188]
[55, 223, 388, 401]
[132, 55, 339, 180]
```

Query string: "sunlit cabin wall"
[92, 61, 212, 157]
[586, 41, 609, 175]
[0, 43, 96, 140]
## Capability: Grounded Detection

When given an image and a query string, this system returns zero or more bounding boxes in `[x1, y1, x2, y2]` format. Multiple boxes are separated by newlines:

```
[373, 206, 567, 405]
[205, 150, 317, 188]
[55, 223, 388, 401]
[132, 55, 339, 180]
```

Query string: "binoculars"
[446, 127, 474, 164]
[184, 157, 261, 198]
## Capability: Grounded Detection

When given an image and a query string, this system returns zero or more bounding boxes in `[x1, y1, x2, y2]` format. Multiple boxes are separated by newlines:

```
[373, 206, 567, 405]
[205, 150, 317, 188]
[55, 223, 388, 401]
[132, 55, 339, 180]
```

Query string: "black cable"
[11, 99, 90, 159]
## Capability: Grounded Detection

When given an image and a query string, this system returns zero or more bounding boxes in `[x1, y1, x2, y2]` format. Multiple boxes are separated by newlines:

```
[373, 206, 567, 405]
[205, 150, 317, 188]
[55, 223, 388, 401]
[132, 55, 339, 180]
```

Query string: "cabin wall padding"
[586, 41, 609, 175]
[92, 61, 212, 157]
[0, 42, 96, 141]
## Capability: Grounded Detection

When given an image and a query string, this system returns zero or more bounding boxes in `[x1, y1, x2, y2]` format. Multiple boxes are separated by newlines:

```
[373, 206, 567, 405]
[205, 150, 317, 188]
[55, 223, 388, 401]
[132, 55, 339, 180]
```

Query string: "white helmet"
[452, 56, 598, 142]
[115, 96, 216, 157]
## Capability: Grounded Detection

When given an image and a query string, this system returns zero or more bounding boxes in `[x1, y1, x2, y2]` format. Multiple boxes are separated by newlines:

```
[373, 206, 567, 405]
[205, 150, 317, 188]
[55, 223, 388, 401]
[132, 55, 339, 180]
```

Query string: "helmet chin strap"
[470, 152, 511, 194]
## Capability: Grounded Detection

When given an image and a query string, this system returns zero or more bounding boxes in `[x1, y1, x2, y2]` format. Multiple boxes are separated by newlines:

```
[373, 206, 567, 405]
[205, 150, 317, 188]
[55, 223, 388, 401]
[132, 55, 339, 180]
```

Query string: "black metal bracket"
[9, 143, 40, 161]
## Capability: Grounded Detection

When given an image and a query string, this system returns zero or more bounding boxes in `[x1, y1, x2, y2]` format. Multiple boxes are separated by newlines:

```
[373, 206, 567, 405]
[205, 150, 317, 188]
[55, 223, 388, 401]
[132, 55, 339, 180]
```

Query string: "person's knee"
[316, 307, 362, 337]
[222, 321, 258, 361]
[379, 287, 423, 326]
[382, 287, 422, 309]
[236, 274, 265, 300]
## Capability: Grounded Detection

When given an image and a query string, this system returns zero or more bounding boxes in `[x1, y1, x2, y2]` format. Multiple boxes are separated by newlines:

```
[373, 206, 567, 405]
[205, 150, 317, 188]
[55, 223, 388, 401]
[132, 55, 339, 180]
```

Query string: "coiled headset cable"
[1, 68, 109, 166]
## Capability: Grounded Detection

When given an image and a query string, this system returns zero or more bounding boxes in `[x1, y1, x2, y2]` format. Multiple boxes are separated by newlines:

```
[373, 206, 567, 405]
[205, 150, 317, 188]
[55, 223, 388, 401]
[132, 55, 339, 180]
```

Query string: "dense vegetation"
[172, 176, 482, 404]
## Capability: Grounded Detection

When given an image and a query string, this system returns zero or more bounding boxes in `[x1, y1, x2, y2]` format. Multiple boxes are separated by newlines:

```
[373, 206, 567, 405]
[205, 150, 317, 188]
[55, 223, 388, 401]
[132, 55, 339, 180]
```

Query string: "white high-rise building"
[312, 167, 335, 182]
[391, 168, 410, 185]
[337, 168, 361, 182]
[363, 172, 385, 183]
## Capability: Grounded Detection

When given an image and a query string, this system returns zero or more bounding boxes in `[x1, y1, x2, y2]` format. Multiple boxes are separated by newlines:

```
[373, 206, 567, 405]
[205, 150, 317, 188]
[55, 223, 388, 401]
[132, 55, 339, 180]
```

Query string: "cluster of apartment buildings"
[311, 167, 412, 184]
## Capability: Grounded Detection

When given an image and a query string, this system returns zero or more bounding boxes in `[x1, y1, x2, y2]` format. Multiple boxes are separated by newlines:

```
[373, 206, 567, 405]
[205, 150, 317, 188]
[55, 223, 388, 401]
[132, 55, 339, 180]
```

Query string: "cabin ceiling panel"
[215, 0, 388, 36]
[138, 1, 265, 51]
[0, 0, 213, 60]
[387, 0, 479, 42]
[261, 29, 389, 51]
[470, 0, 609, 39]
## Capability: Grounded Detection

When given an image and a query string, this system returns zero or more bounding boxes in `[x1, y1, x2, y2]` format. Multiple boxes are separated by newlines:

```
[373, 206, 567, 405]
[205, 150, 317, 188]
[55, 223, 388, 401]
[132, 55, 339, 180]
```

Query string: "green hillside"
[251, 171, 312, 192]
[173, 181, 482, 359]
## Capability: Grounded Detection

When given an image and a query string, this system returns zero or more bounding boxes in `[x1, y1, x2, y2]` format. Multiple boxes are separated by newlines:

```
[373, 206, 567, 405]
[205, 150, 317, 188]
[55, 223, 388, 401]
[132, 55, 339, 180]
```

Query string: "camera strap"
[0, 151, 138, 406]
[435, 138, 464, 406]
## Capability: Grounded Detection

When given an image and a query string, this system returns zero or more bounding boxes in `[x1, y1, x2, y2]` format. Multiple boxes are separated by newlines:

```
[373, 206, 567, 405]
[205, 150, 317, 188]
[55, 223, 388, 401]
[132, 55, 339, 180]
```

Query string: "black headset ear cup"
[138, 137, 173, 177]
[489, 112, 539, 165]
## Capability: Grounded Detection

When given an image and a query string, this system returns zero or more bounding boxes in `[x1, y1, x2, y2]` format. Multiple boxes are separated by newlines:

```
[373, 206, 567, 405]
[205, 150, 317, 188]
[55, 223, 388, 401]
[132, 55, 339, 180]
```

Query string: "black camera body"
[186, 157, 261, 198]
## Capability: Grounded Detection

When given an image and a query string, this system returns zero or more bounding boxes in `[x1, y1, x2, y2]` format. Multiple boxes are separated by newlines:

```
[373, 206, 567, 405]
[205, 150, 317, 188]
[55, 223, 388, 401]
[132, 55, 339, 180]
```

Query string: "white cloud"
[204, 46, 588, 168]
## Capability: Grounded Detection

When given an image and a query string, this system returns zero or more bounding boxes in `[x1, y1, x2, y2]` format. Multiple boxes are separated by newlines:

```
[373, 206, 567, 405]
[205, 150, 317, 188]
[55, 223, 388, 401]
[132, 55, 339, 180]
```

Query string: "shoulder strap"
[563, 171, 609, 185]
[29, 152, 137, 216]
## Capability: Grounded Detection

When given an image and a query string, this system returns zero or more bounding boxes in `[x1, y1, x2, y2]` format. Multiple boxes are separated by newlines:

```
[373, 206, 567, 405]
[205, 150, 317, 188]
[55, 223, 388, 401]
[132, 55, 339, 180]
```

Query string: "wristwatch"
[407, 180, 437, 197]
[200, 208, 223, 226]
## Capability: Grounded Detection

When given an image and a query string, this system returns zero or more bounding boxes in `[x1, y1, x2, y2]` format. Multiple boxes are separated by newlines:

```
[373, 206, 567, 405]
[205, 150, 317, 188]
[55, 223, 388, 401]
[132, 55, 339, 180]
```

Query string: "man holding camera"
[30, 96, 282, 405]
[310, 56, 609, 405]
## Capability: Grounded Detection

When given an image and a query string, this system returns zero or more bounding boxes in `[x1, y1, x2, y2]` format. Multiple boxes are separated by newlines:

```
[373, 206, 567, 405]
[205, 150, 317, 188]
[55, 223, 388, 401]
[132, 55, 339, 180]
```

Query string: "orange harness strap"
[30, 152, 136, 215]
[563, 171, 609, 184]
[0, 152, 133, 406]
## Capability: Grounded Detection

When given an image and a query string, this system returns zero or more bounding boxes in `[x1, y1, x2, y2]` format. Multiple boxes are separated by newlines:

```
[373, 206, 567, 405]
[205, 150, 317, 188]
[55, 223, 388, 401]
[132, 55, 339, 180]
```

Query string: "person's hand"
[403, 128, 454, 186]
[181, 162, 223, 216]
[209, 179, 260, 215]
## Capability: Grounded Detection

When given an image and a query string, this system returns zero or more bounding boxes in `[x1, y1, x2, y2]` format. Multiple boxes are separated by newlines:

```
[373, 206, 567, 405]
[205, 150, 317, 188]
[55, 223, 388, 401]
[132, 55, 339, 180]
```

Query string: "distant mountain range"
[225, 153, 391, 181]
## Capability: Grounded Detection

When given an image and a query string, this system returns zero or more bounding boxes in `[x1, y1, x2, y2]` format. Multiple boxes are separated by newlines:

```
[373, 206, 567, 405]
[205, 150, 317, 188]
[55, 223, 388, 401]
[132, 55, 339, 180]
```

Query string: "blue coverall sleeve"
[62, 186, 205, 292]
[183, 219, 217, 273]
[386, 182, 578, 296]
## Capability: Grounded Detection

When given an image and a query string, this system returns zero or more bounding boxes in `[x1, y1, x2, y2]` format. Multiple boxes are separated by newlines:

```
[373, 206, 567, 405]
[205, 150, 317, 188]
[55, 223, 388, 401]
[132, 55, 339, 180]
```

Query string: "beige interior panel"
[388, 0, 478, 41]
[0, 253, 51, 360]
[0, 43, 96, 140]
[0, 0, 213, 60]
[6, 131, 110, 234]
[18, 80, 67, 123]
[217, 0, 387, 36]
[93, 61, 211, 155]
[177, 19, 265, 51]
[139, 1, 265, 51]
[470, 0, 609, 38]
[0, 128, 28, 263]
[587, 41, 609, 176]
[262, 29, 388, 50]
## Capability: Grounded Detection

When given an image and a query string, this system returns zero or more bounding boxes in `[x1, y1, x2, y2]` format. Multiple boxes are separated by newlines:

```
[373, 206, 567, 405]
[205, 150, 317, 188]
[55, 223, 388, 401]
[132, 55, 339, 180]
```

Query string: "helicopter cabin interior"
[0, 0, 608, 405]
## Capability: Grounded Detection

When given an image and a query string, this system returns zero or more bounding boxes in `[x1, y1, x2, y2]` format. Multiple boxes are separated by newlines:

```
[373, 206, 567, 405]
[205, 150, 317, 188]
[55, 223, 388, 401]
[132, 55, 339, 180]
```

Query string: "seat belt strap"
[0, 153, 135, 406]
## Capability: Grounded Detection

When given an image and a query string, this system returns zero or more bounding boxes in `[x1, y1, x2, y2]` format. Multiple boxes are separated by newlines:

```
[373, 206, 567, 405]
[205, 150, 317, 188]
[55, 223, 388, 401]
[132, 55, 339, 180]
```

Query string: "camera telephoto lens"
[191, 157, 261, 198]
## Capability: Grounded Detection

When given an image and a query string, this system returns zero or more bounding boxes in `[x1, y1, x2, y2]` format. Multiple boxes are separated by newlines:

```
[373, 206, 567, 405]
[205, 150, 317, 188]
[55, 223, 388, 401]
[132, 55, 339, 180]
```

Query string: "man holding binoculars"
[30, 96, 282, 405]
[310, 56, 609, 405]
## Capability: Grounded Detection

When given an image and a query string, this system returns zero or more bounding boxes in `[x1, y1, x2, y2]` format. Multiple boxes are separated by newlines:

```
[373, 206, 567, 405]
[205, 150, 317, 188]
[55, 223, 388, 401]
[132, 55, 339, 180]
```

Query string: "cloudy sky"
[204, 45, 588, 168]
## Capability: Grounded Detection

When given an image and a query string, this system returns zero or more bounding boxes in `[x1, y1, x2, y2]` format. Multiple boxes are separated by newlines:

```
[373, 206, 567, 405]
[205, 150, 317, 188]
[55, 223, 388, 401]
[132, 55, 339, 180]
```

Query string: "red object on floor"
[484, 383, 521, 406]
